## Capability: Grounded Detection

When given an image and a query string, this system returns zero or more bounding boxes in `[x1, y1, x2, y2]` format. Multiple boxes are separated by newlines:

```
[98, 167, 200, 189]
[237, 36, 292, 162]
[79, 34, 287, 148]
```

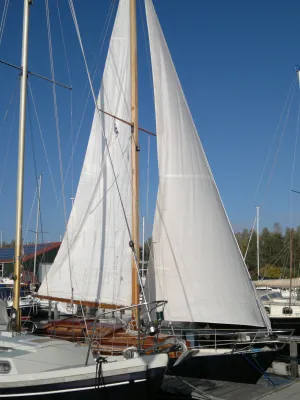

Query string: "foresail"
[145, 0, 269, 327]
[39, 0, 132, 306]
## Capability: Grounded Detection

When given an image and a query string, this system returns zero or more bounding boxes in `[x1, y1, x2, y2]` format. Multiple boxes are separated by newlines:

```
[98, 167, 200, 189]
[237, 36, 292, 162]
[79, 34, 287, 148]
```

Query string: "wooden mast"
[130, 0, 140, 307]
[13, 0, 31, 330]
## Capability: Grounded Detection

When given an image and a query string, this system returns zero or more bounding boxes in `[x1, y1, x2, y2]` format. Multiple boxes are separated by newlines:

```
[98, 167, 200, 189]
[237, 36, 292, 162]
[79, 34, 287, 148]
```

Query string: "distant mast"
[256, 206, 260, 279]
[296, 65, 300, 87]
[33, 174, 42, 282]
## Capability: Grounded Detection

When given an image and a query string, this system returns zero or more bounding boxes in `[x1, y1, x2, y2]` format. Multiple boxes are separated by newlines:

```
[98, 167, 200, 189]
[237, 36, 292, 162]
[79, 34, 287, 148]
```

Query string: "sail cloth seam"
[68, 0, 149, 310]
[45, 0, 74, 305]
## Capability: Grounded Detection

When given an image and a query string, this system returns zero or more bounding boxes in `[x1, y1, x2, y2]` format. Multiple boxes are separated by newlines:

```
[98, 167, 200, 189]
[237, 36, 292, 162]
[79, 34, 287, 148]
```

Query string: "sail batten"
[145, 0, 269, 328]
[38, 0, 132, 307]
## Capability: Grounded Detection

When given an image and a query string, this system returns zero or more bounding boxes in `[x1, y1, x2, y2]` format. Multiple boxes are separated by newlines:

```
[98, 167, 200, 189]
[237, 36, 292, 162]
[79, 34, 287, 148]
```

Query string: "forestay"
[39, 0, 132, 306]
[145, 0, 269, 327]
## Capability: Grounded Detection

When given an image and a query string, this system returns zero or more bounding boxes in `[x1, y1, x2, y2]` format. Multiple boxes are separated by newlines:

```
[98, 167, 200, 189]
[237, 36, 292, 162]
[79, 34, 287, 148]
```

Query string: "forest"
[142, 223, 300, 280]
[2, 224, 299, 280]
[235, 223, 298, 279]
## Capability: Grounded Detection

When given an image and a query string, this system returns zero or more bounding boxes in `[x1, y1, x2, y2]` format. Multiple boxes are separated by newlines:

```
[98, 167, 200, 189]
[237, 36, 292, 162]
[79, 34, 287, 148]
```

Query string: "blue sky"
[1, 0, 300, 243]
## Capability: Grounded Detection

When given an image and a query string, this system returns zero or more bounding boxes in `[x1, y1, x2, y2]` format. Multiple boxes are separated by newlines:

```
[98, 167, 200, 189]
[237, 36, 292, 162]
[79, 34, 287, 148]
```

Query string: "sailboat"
[33, 0, 283, 385]
[0, 0, 168, 398]
[15, 0, 282, 386]
[255, 223, 300, 334]
[143, 0, 284, 384]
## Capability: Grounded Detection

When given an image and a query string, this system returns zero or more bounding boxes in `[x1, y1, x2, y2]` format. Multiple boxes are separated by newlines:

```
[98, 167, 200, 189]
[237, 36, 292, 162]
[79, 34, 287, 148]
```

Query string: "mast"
[130, 0, 140, 306]
[256, 206, 260, 279]
[289, 228, 294, 310]
[13, 0, 31, 330]
[33, 174, 42, 281]
[142, 216, 145, 282]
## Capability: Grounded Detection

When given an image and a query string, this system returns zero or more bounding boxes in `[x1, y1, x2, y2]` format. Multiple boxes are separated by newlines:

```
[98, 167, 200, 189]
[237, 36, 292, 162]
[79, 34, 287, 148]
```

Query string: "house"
[0, 242, 61, 282]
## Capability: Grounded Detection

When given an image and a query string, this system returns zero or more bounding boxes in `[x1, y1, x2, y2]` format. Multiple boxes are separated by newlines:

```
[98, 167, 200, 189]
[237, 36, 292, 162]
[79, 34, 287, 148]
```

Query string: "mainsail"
[145, 0, 269, 327]
[39, 0, 132, 307]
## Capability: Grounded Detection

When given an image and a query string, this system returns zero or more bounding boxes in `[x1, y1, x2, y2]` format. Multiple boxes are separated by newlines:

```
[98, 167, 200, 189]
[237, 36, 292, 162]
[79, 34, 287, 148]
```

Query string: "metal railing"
[84, 300, 167, 365]
[159, 327, 294, 353]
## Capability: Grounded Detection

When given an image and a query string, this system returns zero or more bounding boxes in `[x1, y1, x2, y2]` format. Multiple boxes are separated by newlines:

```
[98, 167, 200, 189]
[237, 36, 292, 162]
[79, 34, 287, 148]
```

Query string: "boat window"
[0, 361, 11, 374]
[269, 293, 280, 299]
[264, 306, 270, 314]
[282, 307, 293, 315]
[260, 295, 269, 301]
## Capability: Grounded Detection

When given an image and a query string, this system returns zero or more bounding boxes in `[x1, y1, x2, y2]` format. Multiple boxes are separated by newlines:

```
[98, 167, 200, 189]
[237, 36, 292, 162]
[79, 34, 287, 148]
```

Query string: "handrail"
[84, 300, 167, 366]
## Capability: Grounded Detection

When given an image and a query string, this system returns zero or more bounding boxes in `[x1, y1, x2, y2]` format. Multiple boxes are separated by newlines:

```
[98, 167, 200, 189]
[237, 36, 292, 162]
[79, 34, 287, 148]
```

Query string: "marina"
[1, 0, 300, 398]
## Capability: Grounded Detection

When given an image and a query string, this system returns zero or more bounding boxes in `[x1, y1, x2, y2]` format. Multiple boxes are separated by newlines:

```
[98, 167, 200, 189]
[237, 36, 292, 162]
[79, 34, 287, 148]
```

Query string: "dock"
[158, 332, 300, 399]
[159, 375, 300, 399]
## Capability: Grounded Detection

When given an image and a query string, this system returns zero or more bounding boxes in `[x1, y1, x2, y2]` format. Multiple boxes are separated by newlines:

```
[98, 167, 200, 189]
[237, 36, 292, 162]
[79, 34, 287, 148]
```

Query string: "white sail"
[145, 0, 269, 327]
[39, 0, 132, 306]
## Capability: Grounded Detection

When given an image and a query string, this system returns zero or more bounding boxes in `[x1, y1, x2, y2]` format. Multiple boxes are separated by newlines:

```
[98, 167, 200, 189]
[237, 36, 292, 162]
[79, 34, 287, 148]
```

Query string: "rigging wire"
[243, 215, 257, 262]
[27, 85, 48, 283]
[0, 78, 17, 139]
[23, 187, 37, 243]
[258, 239, 290, 280]
[289, 87, 300, 228]
[68, 0, 149, 313]
[56, 0, 74, 197]
[27, 86, 44, 241]
[138, 0, 154, 103]
[28, 82, 58, 203]
[0, 0, 9, 48]
[138, 0, 155, 288]
[248, 77, 300, 283]
[0, 82, 17, 195]
[261, 79, 296, 204]
[254, 77, 297, 201]
[139, 0, 154, 225]
[56, 0, 117, 205]
[146, 135, 151, 223]
[45, 0, 74, 304]
[255, 77, 297, 214]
